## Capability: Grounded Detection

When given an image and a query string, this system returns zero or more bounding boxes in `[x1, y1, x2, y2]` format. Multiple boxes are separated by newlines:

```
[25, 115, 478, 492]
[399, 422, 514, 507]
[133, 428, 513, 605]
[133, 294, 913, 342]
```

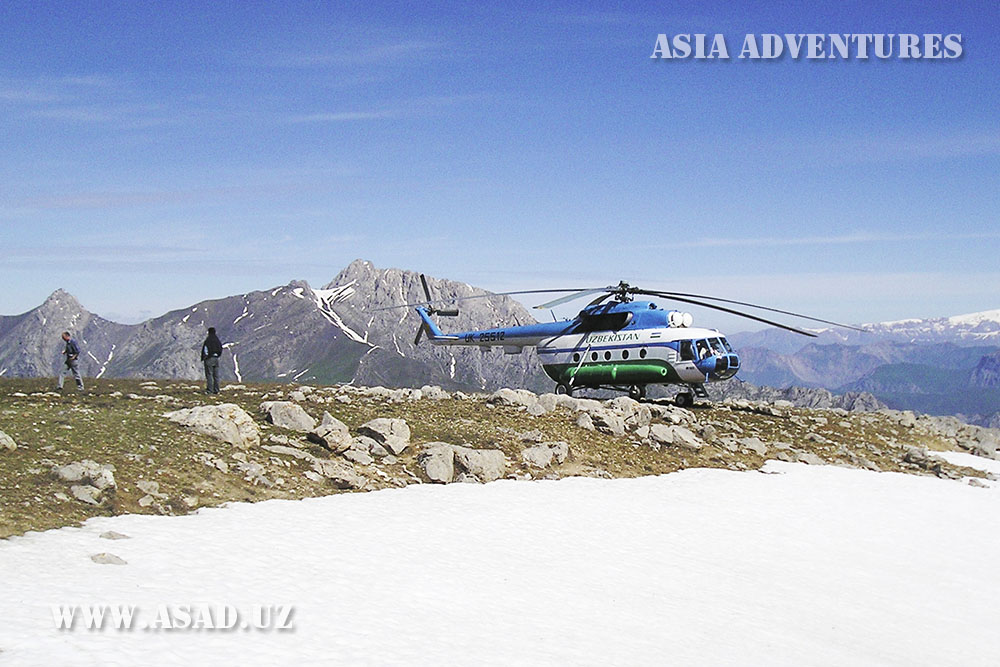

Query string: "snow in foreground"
[1, 461, 999, 666]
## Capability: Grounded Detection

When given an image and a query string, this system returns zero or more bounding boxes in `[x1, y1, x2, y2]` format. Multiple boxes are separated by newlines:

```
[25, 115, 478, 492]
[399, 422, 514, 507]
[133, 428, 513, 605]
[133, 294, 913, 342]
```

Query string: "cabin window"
[679, 341, 695, 361]
[591, 352, 598, 361]
[639, 348, 647, 359]
[604, 351, 612, 360]
[622, 350, 629, 359]
[573, 353, 580, 362]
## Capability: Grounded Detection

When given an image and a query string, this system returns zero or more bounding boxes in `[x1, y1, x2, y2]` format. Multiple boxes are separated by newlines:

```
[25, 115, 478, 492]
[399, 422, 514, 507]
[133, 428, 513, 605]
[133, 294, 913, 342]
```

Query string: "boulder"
[54, 460, 116, 490]
[100, 531, 130, 540]
[71, 484, 103, 505]
[795, 451, 825, 466]
[0, 429, 17, 452]
[259, 401, 317, 432]
[165, 404, 260, 448]
[537, 393, 559, 413]
[521, 441, 570, 469]
[420, 385, 450, 400]
[590, 409, 626, 437]
[649, 424, 704, 451]
[343, 449, 374, 465]
[90, 553, 127, 565]
[419, 443, 507, 483]
[311, 459, 366, 489]
[419, 443, 456, 483]
[357, 418, 411, 455]
[453, 446, 507, 482]
[487, 388, 540, 409]
[307, 412, 353, 452]
[737, 437, 767, 456]
[575, 412, 595, 431]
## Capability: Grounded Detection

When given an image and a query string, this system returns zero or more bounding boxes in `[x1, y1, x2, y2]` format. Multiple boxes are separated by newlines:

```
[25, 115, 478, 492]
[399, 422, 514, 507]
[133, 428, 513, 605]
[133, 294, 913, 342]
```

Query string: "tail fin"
[415, 307, 445, 343]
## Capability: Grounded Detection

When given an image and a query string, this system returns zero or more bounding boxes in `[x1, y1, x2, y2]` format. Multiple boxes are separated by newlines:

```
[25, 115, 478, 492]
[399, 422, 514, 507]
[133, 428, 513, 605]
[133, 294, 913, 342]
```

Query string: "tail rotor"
[414, 274, 458, 344]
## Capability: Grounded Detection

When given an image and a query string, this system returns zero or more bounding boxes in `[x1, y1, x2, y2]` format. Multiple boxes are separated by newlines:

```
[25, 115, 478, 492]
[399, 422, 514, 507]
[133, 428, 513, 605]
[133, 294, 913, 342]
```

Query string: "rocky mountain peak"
[40, 289, 85, 313]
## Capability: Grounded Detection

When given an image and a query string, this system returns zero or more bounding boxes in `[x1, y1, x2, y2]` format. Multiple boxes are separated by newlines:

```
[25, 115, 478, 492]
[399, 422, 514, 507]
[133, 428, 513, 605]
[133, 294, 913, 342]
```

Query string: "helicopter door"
[674, 339, 704, 382]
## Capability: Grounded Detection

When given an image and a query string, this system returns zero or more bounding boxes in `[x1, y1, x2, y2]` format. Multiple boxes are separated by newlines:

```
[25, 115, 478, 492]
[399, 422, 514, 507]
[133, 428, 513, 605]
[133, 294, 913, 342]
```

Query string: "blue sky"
[1, 1, 997, 330]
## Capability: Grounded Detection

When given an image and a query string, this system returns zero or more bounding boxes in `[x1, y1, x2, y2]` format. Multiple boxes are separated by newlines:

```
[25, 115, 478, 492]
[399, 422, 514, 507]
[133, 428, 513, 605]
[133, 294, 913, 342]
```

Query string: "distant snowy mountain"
[727, 308, 1000, 426]
[0, 261, 549, 392]
[733, 308, 1000, 353]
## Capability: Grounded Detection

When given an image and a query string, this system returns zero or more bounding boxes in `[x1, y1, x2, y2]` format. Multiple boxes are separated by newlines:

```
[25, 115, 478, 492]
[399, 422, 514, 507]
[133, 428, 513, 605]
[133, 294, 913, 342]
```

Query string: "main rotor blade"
[640, 290, 818, 337]
[532, 288, 610, 310]
[419, 274, 433, 303]
[369, 287, 601, 312]
[644, 290, 866, 332]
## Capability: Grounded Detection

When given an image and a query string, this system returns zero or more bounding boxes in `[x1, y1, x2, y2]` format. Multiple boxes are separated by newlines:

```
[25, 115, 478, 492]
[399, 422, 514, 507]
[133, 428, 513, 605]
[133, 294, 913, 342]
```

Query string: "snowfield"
[1, 462, 999, 665]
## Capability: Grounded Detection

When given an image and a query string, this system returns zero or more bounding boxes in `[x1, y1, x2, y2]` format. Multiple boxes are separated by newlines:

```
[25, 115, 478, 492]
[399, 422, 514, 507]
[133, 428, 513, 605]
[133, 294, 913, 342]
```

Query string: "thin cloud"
[287, 93, 484, 124]
[275, 39, 443, 67]
[289, 110, 396, 123]
[657, 231, 1000, 250]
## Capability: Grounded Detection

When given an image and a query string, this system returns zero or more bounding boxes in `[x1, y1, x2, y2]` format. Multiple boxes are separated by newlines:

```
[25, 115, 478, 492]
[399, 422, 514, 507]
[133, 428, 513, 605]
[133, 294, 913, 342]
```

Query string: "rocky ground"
[1, 378, 997, 538]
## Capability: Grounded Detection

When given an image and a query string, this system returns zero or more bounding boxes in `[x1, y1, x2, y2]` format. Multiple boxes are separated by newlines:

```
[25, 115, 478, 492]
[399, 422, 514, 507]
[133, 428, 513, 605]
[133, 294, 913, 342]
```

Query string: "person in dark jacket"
[58, 331, 85, 391]
[200, 327, 223, 394]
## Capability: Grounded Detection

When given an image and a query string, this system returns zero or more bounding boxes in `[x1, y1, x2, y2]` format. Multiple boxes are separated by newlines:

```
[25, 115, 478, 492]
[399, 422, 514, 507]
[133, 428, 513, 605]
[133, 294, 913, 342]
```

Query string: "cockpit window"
[711, 338, 727, 355]
[695, 339, 712, 359]
[720, 337, 733, 353]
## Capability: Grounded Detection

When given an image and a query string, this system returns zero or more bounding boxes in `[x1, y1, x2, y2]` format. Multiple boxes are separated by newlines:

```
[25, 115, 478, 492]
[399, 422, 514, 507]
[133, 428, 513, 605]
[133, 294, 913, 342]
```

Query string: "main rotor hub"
[612, 281, 634, 303]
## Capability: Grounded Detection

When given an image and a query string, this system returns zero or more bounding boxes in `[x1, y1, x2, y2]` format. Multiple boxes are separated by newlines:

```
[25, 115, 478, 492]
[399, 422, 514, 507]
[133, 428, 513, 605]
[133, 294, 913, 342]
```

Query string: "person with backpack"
[58, 331, 85, 392]
[200, 327, 223, 394]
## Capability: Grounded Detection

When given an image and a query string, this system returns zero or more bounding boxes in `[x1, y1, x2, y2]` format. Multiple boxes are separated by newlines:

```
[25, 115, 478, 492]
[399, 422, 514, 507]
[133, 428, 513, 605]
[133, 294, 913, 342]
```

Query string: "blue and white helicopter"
[398, 276, 862, 407]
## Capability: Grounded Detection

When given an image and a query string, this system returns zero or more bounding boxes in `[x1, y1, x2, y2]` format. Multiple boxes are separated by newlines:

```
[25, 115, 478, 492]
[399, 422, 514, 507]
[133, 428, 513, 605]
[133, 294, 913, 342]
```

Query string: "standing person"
[58, 331, 85, 392]
[200, 327, 223, 394]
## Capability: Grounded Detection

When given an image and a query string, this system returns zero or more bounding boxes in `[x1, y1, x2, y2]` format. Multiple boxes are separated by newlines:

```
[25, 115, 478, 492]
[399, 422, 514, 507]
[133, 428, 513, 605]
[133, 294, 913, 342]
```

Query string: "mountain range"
[1, 259, 997, 426]
[0, 261, 548, 393]
[728, 312, 1000, 426]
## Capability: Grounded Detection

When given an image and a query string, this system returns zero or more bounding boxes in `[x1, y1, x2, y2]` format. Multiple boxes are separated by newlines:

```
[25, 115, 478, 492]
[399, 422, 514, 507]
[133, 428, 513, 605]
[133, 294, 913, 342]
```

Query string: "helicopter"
[387, 276, 864, 407]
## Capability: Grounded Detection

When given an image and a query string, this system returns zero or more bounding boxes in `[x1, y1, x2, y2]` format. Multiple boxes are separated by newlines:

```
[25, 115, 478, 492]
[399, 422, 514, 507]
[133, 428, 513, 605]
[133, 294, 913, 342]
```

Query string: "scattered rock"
[100, 531, 130, 540]
[575, 412, 595, 431]
[307, 412, 353, 452]
[418, 443, 507, 483]
[488, 388, 540, 409]
[521, 441, 570, 469]
[343, 449, 374, 465]
[165, 404, 260, 448]
[311, 459, 366, 489]
[420, 385, 450, 400]
[90, 553, 127, 565]
[357, 418, 411, 455]
[590, 409, 626, 437]
[737, 437, 767, 456]
[649, 424, 704, 451]
[419, 443, 455, 483]
[259, 401, 317, 432]
[136, 479, 167, 499]
[71, 484, 104, 505]
[54, 460, 116, 491]
[0, 430, 17, 452]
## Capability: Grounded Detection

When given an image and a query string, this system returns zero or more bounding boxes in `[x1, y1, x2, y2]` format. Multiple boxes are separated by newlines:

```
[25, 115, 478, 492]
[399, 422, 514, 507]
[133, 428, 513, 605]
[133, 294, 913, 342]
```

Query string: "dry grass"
[0, 378, 987, 539]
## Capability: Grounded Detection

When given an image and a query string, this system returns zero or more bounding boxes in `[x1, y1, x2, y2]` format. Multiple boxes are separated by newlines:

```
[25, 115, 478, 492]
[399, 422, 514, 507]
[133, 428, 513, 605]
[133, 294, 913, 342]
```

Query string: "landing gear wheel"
[628, 385, 646, 401]
[674, 392, 694, 408]
[555, 383, 573, 397]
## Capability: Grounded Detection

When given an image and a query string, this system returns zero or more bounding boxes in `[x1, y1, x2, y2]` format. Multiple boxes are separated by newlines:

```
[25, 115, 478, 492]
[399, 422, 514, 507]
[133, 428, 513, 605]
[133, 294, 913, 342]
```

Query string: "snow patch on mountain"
[311, 286, 372, 346]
